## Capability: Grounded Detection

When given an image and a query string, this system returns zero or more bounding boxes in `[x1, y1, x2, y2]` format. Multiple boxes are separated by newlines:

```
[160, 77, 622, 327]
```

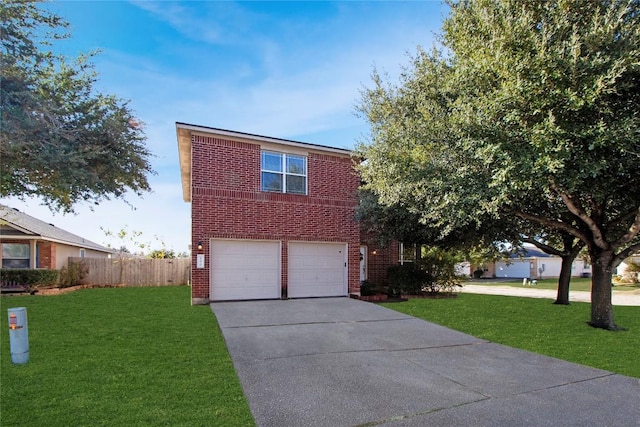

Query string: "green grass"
[382, 294, 640, 378]
[467, 277, 640, 292]
[1, 286, 254, 427]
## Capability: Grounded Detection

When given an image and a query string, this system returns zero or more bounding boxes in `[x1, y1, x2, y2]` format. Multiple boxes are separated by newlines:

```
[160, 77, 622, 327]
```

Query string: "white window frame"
[398, 242, 416, 265]
[261, 151, 307, 195]
[80, 249, 86, 258]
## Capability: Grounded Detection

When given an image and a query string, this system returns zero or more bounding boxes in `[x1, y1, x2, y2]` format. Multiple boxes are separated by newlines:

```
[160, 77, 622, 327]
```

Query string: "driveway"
[211, 298, 639, 427]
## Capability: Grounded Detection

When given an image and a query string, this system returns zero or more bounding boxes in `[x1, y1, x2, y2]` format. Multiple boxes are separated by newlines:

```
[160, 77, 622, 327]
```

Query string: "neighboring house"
[177, 123, 397, 304]
[472, 247, 592, 279]
[616, 254, 640, 282]
[0, 205, 113, 270]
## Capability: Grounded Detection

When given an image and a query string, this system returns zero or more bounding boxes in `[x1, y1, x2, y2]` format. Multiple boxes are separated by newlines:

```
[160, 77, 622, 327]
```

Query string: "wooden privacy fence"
[68, 257, 190, 287]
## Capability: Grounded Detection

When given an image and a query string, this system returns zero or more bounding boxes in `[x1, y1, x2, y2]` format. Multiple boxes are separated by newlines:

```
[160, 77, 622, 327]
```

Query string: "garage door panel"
[288, 242, 347, 298]
[218, 285, 278, 300]
[495, 261, 530, 278]
[211, 240, 280, 301]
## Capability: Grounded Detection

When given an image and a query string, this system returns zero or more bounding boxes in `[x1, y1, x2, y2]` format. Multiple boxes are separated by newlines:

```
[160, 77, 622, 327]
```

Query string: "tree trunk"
[554, 255, 573, 305]
[589, 250, 619, 330]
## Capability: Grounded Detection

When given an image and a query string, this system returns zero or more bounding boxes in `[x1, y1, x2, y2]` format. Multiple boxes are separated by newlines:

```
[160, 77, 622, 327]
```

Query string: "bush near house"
[360, 279, 390, 296]
[387, 249, 463, 296]
[387, 264, 427, 295]
[58, 261, 89, 287]
[0, 269, 59, 293]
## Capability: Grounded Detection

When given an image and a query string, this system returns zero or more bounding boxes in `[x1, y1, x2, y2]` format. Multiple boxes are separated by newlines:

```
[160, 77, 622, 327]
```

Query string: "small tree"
[101, 226, 145, 284]
[146, 236, 174, 259]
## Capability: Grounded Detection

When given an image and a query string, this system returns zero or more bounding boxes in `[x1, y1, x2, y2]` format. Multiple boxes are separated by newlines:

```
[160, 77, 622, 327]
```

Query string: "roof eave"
[176, 125, 192, 202]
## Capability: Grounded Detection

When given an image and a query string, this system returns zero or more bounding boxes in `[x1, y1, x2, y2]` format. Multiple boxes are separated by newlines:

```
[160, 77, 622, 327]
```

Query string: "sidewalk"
[461, 284, 640, 306]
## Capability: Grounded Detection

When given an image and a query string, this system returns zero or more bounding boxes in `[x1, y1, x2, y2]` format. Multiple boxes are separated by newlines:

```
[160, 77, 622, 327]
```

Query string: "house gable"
[176, 122, 352, 202]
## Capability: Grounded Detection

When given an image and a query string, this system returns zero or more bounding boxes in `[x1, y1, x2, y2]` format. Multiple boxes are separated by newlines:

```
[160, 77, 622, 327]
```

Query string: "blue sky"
[2, 0, 447, 253]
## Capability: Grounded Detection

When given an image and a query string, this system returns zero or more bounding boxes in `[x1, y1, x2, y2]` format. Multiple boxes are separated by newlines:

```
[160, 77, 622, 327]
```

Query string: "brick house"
[0, 205, 113, 270]
[177, 123, 396, 304]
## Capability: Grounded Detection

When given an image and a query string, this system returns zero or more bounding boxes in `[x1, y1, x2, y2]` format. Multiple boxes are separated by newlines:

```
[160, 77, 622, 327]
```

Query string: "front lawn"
[382, 294, 640, 378]
[1, 286, 254, 426]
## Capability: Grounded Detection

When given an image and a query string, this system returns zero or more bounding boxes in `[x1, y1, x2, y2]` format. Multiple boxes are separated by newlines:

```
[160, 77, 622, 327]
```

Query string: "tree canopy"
[357, 0, 640, 330]
[0, 1, 154, 212]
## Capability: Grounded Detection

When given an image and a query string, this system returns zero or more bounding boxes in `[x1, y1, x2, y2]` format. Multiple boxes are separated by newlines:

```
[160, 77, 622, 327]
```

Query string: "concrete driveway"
[211, 298, 639, 427]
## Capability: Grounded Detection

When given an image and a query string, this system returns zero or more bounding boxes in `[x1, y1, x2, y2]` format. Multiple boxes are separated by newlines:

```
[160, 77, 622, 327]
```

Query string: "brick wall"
[37, 241, 56, 269]
[360, 231, 398, 287]
[190, 134, 362, 302]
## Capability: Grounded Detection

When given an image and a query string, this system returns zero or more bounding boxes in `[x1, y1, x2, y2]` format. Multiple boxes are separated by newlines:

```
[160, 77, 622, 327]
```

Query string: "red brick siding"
[360, 231, 399, 287]
[190, 135, 361, 302]
[37, 241, 56, 269]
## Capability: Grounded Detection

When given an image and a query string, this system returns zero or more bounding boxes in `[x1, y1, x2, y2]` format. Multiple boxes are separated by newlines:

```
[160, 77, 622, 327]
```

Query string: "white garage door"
[210, 240, 280, 301]
[288, 242, 347, 298]
[495, 260, 531, 278]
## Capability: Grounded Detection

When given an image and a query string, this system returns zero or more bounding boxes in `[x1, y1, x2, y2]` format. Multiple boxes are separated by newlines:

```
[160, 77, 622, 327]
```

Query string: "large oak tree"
[357, 0, 640, 330]
[1, 1, 154, 213]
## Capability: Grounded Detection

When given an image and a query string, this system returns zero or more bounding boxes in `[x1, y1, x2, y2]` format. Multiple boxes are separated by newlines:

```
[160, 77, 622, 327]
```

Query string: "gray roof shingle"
[0, 205, 113, 253]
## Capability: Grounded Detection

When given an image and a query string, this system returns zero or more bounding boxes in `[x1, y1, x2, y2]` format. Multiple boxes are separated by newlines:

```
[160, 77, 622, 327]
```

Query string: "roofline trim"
[175, 122, 353, 156]
[0, 235, 115, 252]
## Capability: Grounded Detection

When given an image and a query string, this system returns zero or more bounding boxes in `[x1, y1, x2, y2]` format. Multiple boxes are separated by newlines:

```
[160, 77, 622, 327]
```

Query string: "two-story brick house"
[177, 123, 395, 304]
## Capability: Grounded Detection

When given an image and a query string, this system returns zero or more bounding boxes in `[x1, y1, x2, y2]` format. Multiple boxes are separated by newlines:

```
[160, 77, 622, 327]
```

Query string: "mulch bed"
[36, 284, 127, 295]
[351, 292, 458, 303]
[1, 284, 128, 296]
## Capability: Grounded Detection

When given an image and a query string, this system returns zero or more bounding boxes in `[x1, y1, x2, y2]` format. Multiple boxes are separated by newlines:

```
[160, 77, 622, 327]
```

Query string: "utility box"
[8, 307, 29, 364]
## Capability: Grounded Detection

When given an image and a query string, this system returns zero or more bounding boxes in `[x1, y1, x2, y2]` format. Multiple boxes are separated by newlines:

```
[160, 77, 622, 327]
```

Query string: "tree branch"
[607, 207, 640, 233]
[514, 209, 590, 244]
[550, 180, 609, 250]
[612, 241, 640, 269]
[614, 207, 640, 248]
[521, 236, 565, 257]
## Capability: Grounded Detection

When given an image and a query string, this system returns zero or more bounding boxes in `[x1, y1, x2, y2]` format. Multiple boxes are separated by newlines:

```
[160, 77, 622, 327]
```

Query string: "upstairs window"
[261, 151, 307, 194]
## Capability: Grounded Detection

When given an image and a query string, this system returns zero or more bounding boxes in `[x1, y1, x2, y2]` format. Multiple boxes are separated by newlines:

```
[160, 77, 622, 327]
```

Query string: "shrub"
[0, 269, 60, 293]
[473, 269, 484, 279]
[387, 247, 463, 295]
[360, 280, 381, 296]
[387, 264, 428, 296]
[58, 261, 88, 287]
